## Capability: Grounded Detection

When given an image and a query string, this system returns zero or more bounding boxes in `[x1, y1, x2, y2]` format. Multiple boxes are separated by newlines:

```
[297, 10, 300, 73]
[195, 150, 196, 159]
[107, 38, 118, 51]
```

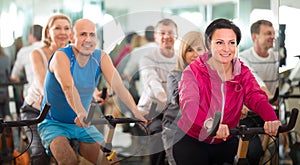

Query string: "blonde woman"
[20, 14, 72, 164]
[162, 31, 207, 165]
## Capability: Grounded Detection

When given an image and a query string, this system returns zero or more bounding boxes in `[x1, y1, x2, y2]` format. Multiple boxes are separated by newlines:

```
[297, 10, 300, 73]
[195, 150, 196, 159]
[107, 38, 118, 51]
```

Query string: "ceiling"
[12, 0, 300, 18]
[105, 0, 300, 11]
[105, 0, 237, 12]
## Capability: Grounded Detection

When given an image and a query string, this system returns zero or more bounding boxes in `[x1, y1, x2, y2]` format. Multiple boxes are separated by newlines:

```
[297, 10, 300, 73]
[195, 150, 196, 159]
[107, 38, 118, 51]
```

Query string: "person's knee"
[30, 153, 50, 165]
[50, 136, 78, 164]
[148, 119, 163, 134]
[248, 135, 263, 155]
[29, 131, 46, 156]
[31, 145, 47, 156]
[79, 142, 103, 164]
[247, 135, 263, 164]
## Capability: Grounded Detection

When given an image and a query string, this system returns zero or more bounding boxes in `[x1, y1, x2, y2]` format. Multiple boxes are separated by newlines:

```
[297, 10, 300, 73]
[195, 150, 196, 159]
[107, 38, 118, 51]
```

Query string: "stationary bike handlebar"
[0, 81, 28, 87]
[208, 108, 299, 137]
[86, 115, 143, 126]
[83, 102, 143, 126]
[0, 103, 50, 130]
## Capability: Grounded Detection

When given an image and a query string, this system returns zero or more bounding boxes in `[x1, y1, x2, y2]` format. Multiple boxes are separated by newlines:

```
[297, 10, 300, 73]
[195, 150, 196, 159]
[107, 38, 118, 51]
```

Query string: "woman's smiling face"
[209, 28, 237, 65]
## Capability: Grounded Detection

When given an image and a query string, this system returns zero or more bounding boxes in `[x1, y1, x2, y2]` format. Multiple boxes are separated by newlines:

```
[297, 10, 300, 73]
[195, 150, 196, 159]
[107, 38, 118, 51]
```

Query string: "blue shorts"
[38, 119, 104, 155]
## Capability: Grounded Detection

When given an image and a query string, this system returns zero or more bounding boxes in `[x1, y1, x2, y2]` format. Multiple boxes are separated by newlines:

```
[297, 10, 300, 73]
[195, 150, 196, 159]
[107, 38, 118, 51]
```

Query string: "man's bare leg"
[50, 136, 78, 165]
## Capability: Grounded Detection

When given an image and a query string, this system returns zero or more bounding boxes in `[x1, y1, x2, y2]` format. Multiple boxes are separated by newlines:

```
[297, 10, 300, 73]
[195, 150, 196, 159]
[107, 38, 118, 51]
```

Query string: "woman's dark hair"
[205, 18, 241, 48]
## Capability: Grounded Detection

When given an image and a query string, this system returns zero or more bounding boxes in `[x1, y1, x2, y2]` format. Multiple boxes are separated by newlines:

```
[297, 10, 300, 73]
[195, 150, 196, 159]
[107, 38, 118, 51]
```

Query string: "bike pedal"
[107, 150, 117, 161]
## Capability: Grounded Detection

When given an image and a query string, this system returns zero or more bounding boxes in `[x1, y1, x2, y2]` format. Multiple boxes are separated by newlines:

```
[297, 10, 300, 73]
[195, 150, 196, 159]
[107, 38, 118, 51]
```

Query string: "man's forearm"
[63, 86, 86, 115]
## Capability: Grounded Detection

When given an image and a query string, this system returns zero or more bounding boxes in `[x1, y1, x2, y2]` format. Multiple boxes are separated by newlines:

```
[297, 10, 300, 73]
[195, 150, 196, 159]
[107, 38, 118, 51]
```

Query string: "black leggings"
[173, 130, 238, 165]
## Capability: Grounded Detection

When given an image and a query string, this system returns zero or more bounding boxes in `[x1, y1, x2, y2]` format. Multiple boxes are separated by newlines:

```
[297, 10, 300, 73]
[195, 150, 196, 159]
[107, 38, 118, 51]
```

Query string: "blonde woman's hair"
[42, 14, 72, 47]
[174, 31, 206, 71]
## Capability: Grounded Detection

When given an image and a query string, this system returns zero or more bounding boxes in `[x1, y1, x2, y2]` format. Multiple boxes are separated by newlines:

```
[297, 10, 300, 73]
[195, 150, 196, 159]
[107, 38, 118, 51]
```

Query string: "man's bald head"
[72, 18, 98, 55]
[73, 18, 96, 32]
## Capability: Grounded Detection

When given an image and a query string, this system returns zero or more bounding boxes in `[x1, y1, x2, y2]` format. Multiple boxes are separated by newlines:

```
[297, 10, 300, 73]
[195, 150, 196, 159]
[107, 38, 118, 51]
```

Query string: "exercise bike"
[0, 103, 50, 165]
[208, 108, 299, 165]
[0, 80, 31, 165]
[81, 101, 148, 165]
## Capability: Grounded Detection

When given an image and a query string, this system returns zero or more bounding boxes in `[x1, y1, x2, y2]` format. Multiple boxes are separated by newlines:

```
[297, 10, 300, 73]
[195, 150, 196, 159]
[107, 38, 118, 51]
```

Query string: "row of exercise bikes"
[0, 57, 300, 165]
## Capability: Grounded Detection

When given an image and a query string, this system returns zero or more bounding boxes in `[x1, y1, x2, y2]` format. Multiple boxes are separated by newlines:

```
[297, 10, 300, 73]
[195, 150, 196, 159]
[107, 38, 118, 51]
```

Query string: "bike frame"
[0, 103, 50, 164]
[83, 101, 144, 165]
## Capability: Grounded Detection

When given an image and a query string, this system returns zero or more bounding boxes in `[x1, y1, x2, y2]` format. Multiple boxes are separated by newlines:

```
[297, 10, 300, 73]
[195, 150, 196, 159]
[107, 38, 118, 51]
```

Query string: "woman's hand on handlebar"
[264, 120, 281, 136]
[215, 124, 230, 141]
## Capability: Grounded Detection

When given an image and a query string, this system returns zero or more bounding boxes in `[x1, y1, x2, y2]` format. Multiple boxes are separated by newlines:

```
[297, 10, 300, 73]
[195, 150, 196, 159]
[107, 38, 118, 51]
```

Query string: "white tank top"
[25, 48, 48, 110]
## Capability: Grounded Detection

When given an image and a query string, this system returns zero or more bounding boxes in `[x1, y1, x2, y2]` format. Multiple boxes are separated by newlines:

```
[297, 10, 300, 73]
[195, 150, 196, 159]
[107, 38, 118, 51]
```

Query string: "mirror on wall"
[279, 0, 300, 70]
[1, 0, 296, 75]
[0, 0, 103, 63]
[0, 0, 298, 90]
[278, 0, 300, 133]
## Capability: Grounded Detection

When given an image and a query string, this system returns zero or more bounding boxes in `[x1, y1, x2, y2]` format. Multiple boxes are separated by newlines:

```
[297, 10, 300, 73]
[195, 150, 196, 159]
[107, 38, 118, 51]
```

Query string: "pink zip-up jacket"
[178, 52, 278, 144]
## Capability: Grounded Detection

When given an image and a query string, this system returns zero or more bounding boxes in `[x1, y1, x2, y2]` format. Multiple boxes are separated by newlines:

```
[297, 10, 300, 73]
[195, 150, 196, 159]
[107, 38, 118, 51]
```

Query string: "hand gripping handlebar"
[208, 108, 299, 137]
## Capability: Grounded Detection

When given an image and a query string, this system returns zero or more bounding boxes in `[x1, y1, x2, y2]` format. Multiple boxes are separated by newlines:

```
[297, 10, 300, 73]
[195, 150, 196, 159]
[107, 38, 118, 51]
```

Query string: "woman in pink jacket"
[172, 18, 281, 165]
